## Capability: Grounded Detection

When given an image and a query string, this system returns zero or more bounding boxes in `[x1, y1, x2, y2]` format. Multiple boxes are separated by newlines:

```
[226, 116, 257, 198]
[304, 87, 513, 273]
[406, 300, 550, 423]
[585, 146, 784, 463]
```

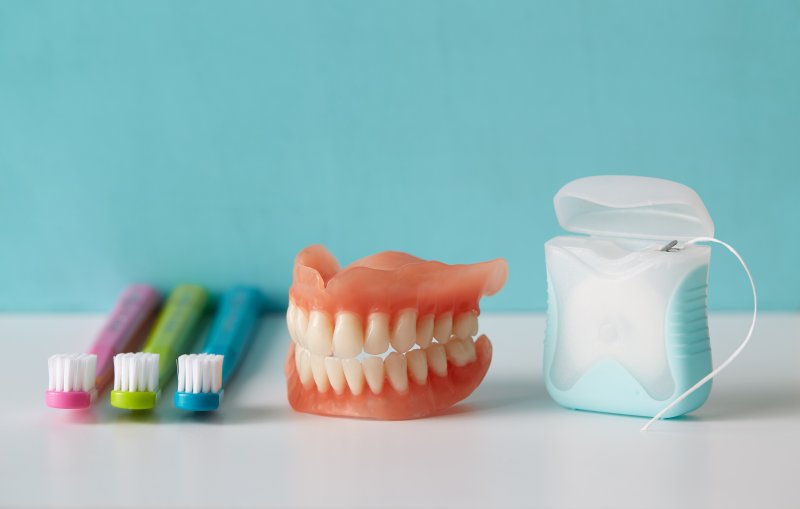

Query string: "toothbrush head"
[109, 353, 160, 410]
[46, 354, 98, 409]
[173, 354, 224, 411]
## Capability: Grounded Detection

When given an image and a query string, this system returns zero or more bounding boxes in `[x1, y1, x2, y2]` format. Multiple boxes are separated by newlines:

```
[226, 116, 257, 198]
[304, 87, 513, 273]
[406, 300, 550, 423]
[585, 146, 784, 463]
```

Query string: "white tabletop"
[1, 312, 798, 509]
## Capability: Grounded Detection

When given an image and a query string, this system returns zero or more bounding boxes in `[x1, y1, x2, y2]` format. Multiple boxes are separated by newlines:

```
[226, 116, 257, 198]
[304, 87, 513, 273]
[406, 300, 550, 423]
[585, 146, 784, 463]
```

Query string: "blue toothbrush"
[173, 286, 263, 411]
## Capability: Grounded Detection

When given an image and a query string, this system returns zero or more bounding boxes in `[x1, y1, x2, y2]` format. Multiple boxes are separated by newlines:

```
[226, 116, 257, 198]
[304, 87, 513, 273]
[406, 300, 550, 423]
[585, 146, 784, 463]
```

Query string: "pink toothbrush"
[46, 285, 160, 409]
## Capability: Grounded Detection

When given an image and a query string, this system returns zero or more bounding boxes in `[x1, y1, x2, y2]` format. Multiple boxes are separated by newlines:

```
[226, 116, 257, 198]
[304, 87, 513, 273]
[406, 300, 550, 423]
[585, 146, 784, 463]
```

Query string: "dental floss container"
[544, 175, 716, 418]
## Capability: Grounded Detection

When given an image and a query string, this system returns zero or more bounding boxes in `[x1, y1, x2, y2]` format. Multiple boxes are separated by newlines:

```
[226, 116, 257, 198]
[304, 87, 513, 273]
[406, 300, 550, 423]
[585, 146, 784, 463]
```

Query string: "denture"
[285, 245, 508, 419]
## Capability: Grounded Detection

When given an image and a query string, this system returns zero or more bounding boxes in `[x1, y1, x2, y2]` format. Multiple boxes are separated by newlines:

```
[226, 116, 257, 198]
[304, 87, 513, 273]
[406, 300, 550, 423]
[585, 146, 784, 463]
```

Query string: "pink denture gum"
[286, 245, 508, 420]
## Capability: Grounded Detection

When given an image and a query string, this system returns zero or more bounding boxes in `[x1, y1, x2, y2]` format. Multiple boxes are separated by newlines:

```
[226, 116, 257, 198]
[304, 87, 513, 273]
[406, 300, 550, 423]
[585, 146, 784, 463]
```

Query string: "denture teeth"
[433, 312, 453, 343]
[416, 315, 434, 348]
[364, 313, 391, 355]
[470, 317, 479, 337]
[296, 336, 482, 395]
[342, 358, 365, 395]
[286, 302, 297, 342]
[325, 357, 346, 395]
[391, 309, 417, 353]
[332, 312, 364, 358]
[294, 307, 309, 347]
[426, 343, 448, 377]
[294, 310, 483, 395]
[362, 356, 385, 394]
[464, 337, 477, 360]
[406, 349, 428, 385]
[310, 355, 330, 393]
[296, 347, 314, 389]
[445, 338, 476, 367]
[385, 352, 409, 393]
[453, 311, 478, 339]
[306, 311, 333, 356]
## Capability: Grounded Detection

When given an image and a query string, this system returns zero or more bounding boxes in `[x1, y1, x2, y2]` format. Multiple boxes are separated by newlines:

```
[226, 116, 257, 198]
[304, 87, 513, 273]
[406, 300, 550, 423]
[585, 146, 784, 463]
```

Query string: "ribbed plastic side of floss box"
[543, 176, 716, 418]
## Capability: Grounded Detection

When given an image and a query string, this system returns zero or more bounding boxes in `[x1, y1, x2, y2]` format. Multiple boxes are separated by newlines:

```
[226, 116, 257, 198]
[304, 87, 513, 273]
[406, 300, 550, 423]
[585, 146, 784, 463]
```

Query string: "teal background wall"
[1, 1, 798, 312]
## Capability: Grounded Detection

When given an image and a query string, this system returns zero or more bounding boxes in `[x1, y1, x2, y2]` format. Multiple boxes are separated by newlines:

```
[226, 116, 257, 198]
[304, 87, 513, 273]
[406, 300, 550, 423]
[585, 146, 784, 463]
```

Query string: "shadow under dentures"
[435, 376, 548, 418]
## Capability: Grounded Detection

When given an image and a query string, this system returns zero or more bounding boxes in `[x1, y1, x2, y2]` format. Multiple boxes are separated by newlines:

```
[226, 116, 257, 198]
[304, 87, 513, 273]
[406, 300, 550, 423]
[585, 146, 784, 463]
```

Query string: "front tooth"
[310, 355, 330, 392]
[445, 338, 476, 367]
[453, 311, 478, 339]
[286, 302, 297, 342]
[362, 357, 385, 394]
[433, 312, 453, 343]
[416, 315, 434, 348]
[406, 349, 428, 385]
[342, 358, 365, 396]
[306, 311, 333, 356]
[391, 309, 417, 353]
[426, 343, 447, 377]
[364, 313, 390, 355]
[332, 312, 364, 358]
[294, 307, 309, 347]
[384, 352, 408, 393]
[325, 357, 346, 395]
[297, 347, 314, 389]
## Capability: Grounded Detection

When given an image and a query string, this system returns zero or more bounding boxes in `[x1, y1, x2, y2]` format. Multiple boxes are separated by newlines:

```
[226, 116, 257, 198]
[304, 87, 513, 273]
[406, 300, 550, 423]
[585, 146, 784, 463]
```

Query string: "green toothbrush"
[110, 284, 208, 410]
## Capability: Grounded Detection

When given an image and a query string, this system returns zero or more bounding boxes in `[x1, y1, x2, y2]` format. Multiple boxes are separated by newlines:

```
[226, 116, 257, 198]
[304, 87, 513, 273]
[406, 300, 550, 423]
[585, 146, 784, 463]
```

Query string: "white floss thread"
[641, 237, 757, 431]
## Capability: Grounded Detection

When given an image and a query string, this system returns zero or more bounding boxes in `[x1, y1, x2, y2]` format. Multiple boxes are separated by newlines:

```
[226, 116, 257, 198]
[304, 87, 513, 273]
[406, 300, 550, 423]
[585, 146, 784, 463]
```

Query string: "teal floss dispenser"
[544, 175, 757, 426]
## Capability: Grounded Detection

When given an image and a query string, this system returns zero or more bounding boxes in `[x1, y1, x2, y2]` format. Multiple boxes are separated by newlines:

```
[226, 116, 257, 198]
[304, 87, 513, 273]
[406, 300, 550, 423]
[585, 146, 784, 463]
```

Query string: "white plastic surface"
[554, 175, 715, 240]
[1, 312, 799, 509]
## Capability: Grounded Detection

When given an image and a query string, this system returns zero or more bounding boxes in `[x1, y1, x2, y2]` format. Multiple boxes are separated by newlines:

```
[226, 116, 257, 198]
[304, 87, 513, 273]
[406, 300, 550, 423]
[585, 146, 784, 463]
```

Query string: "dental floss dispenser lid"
[553, 175, 715, 241]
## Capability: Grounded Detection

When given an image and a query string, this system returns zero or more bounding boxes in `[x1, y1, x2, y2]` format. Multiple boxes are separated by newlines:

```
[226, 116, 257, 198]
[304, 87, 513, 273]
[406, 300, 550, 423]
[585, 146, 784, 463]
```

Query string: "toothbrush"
[174, 286, 263, 411]
[110, 284, 208, 410]
[46, 284, 160, 409]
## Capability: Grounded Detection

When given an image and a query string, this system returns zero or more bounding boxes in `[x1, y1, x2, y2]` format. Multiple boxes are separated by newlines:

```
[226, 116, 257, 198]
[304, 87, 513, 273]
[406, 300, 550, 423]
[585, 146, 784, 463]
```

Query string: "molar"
[426, 343, 448, 377]
[306, 311, 333, 356]
[332, 312, 364, 358]
[342, 358, 365, 396]
[364, 313, 391, 355]
[416, 314, 434, 348]
[362, 356, 385, 394]
[433, 312, 453, 343]
[325, 357, 346, 395]
[405, 349, 428, 385]
[445, 338, 476, 367]
[391, 309, 417, 353]
[453, 311, 479, 339]
[385, 352, 408, 393]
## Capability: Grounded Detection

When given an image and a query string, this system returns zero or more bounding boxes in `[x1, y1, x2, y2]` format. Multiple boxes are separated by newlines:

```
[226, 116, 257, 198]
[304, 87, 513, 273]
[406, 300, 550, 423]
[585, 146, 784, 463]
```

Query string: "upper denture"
[290, 245, 508, 316]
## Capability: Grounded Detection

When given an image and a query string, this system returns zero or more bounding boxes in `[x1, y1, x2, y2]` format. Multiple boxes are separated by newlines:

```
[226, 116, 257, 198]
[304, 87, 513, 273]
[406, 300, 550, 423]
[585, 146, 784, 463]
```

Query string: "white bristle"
[177, 356, 186, 392]
[111, 353, 160, 392]
[47, 354, 97, 393]
[176, 354, 224, 394]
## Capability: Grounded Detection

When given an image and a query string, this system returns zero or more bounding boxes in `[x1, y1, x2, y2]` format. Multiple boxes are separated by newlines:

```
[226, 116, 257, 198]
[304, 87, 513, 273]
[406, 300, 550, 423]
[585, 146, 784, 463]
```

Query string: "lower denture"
[285, 245, 508, 420]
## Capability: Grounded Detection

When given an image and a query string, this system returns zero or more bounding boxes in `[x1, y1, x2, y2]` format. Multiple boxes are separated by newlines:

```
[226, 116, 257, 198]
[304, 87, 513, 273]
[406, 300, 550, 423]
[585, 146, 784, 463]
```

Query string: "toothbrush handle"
[89, 285, 160, 390]
[204, 286, 263, 384]
[144, 284, 208, 387]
